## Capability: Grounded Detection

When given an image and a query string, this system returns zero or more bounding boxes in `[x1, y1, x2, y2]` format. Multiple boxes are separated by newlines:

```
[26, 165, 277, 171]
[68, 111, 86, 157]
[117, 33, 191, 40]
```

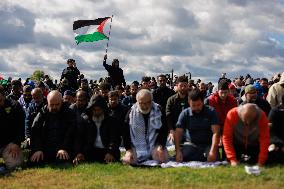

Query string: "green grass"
[0, 163, 283, 189]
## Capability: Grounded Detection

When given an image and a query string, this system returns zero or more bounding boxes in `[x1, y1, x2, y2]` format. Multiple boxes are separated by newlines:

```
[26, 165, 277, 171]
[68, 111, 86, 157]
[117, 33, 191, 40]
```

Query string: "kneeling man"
[175, 89, 220, 162]
[30, 90, 76, 164]
[223, 103, 269, 166]
[122, 89, 168, 164]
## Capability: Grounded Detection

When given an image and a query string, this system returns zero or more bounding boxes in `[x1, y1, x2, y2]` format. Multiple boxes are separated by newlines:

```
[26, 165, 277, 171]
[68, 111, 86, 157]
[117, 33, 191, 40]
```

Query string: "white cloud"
[0, 0, 284, 84]
[34, 18, 72, 39]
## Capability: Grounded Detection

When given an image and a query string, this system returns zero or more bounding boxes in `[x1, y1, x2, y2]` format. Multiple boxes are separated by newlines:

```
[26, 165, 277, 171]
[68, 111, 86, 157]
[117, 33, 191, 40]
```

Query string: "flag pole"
[105, 15, 114, 55]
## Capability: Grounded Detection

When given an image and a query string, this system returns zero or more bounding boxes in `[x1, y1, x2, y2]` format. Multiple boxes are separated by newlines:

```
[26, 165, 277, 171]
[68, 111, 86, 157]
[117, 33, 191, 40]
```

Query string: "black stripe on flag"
[73, 17, 110, 30]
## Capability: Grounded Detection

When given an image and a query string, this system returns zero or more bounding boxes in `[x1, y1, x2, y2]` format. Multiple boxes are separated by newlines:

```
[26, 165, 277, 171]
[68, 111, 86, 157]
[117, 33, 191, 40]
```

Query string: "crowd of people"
[0, 56, 283, 173]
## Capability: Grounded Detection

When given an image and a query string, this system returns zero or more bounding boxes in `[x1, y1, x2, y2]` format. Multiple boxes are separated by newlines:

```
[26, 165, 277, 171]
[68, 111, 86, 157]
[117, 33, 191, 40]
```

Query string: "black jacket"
[108, 103, 128, 135]
[76, 114, 121, 156]
[75, 95, 121, 156]
[31, 104, 76, 154]
[103, 60, 126, 87]
[153, 86, 175, 113]
[69, 103, 87, 129]
[61, 66, 80, 90]
[0, 98, 25, 148]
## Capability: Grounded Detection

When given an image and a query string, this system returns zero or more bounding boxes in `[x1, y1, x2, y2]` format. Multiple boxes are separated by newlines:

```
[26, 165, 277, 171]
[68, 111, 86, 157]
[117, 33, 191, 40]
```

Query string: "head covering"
[27, 80, 35, 89]
[63, 90, 75, 97]
[253, 82, 262, 91]
[86, 94, 108, 112]
[228, 83, 236, 89]
[245, 84, 257, 94]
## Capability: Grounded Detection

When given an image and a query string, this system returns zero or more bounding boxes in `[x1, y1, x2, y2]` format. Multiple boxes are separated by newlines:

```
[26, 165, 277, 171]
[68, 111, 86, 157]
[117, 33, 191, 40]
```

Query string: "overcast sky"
[1, 0, 284, 83]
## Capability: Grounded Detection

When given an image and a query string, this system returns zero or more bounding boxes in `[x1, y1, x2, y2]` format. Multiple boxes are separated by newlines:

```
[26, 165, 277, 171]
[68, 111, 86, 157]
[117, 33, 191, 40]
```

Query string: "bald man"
[30, 90, 76, 165]
[223, 103, 270, 166]
[122, 89, 168, 165]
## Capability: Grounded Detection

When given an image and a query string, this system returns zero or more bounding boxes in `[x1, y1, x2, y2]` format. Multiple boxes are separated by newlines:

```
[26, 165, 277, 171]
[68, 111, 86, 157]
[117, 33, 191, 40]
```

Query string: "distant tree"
[30, 70, 45, 81]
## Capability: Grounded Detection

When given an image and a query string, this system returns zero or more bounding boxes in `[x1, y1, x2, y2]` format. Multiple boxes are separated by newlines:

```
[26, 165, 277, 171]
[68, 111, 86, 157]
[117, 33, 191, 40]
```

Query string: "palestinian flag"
[73, 17, 110, 45]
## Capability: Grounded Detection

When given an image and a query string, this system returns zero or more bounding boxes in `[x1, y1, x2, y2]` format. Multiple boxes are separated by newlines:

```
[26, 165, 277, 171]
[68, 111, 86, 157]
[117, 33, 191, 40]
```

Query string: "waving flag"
[73, 17, 110, 45]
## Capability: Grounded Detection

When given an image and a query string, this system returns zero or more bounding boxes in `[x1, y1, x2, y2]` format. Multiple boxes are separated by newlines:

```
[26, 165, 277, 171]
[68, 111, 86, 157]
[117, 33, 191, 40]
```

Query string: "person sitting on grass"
[30, 90, 76, 165]
[174, 89, 220, 162]
[0, 85, 25, 170]
[122, 89, 168, 165]
[73, 95, 121, 165]
[223, 103, 270, 166]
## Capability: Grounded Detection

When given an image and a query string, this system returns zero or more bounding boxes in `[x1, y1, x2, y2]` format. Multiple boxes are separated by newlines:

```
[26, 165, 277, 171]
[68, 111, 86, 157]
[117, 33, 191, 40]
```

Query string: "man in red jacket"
[223, 103, 270, 166]
[205, 80, 237, 131]
[205, 80, 237, 159]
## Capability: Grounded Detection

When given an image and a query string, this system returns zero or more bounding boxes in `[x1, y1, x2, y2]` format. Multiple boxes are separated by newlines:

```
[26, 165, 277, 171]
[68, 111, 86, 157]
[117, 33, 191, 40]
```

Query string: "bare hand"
[123, 150, 134, 165]
[168, 130, 175, 142]
[157, 146, 166, 163]
[56, 150, 69, 160]
[30, 151, 44, 162]
[230, 161, 238, 167]
[268, 144, 277, 152]
[207, 151, 217, 162]
[218, 138, 223, 147]
[175, 150, 183, 162]
[104, 153, 115, 163]
[73, 153, 85, 166]
[26, 138, 31, 146]
[8, 143, 21, 159]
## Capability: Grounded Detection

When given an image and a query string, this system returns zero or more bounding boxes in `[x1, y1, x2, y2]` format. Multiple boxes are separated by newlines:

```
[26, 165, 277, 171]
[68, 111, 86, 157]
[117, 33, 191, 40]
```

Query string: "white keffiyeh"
[129, 102, 162, 162]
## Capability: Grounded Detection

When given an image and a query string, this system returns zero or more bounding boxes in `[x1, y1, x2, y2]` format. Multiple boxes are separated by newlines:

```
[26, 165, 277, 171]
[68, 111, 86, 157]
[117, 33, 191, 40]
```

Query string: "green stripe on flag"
[75, 32, 108, 44]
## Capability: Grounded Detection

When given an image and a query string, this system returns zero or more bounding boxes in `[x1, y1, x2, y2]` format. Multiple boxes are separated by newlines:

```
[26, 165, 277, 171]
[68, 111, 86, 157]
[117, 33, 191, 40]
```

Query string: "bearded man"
[122, 89, 168, 164]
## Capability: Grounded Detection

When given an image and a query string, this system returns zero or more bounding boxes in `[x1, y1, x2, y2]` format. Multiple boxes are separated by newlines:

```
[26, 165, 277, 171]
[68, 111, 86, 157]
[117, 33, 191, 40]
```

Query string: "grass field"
[0, 163, 283, 189]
